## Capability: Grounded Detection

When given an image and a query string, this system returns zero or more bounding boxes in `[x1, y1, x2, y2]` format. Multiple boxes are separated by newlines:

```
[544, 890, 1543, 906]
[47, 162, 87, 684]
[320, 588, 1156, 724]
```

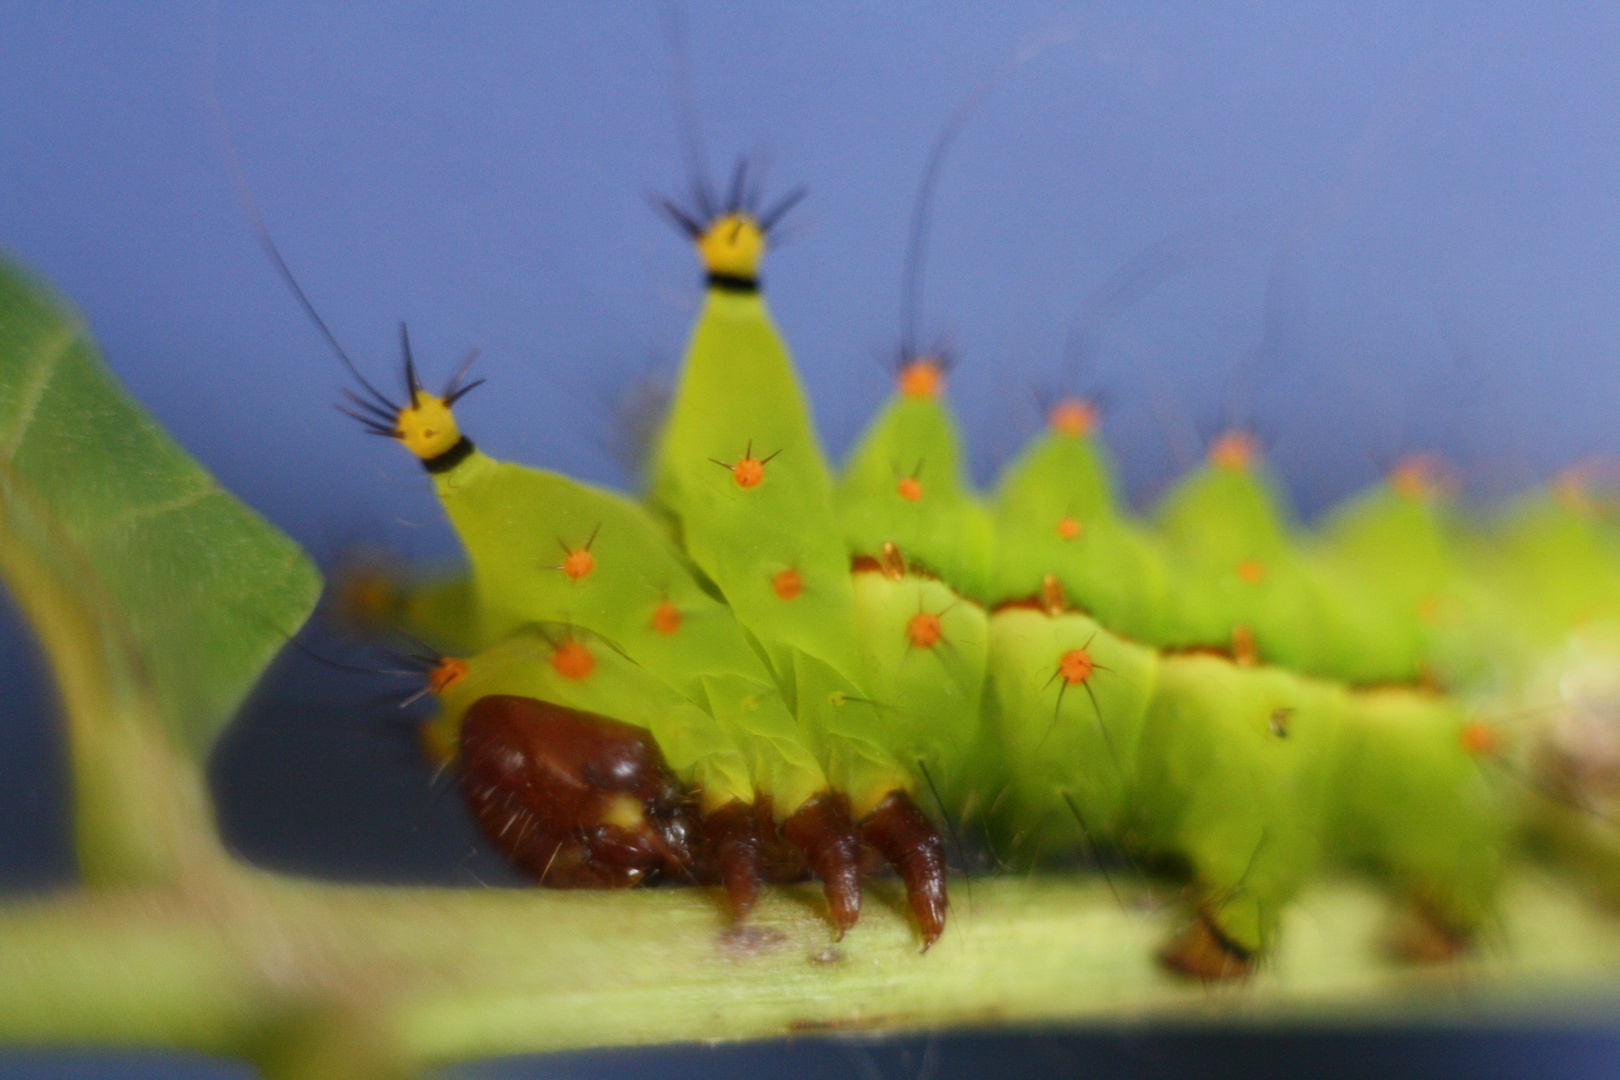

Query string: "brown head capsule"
[457, 695, 698, 889]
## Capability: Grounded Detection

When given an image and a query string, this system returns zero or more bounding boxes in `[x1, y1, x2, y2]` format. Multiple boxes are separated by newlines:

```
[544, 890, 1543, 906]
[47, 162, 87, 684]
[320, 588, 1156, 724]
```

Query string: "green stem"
[4, 870, 1620, 1076]
[0, 488, 225, 885]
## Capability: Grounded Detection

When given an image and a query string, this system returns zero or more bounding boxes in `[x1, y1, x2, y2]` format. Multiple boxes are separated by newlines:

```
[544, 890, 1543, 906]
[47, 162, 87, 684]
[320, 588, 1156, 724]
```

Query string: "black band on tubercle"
[422, 436, 475, 474]
[706, 272, 759, 294]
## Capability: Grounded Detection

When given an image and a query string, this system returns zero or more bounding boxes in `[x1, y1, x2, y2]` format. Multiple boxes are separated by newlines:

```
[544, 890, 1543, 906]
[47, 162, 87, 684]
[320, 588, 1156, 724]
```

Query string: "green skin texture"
[1153, 458, 1428, 683]
[648, 288, 911, 814]
[982, 606, 1502, 954]
[990, 429, 1175, 640]
[427, 622, 756, 805]
[833, 381, 1518, 952]
[837, 393, 996, 601]
[423, 448, 827, 813]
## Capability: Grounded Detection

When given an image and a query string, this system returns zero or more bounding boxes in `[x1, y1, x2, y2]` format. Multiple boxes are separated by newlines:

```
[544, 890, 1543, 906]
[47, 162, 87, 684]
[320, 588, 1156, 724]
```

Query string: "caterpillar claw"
[457, 695, 698, 888]
[781, 792, 864, 937]
[1158, 911, 1252, 982]
[861, 790, 948, 950]
[703, 798, 766, 920]
[1389, 901, 1474, 964]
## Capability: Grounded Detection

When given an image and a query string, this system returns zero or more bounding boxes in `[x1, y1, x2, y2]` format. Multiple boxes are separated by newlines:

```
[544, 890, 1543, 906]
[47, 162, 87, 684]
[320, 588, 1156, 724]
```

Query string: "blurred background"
[3, 2, 1620, 1076]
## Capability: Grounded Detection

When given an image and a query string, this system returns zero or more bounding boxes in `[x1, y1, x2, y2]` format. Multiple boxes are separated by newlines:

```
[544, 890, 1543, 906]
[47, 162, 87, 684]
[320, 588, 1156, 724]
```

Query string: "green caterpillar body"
[349, 188, 1613, 975]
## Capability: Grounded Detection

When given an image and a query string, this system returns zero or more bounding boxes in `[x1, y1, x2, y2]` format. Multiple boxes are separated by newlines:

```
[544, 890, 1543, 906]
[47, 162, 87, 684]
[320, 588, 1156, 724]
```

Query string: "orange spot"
[551, 640, 595, 680]
[1209, 431, 1258, 472]
[772, 568, 803, 601]
[1460, 721, 1499, 757]
[1556, 467, 1597, 516]
[1391, 456, 1437, 501]
[1057, 648, 1094, 685]
[1048, 399, 1097, 438]
[1236, 559, 1265, 584]
[898, 359, 944, 400]
[896, 476, 923, 502]
[1415, 595, 1442, 625]
[340, 574, 396, 626]
[1056, 516, 1082, 540]
[651, 600, 682, 635]
[907, 612, 943, 649]
[732, 457, 765, 488]
[1231, 624, 1259, 666]
[561, 547, 595, 581]
[427, 657, 467, 695]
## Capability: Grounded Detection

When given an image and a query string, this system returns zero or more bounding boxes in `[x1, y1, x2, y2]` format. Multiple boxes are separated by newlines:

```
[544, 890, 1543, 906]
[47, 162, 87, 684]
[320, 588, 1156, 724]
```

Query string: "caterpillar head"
[656, 157, 806, 287]
[458, 695, 699, 888]
[335, 323, 485, 471]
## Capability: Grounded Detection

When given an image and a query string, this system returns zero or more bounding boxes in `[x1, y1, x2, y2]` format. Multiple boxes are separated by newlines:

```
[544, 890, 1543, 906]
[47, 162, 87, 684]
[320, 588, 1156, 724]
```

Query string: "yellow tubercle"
[396, 390, 461, 460]
[697, 212, 766, 279]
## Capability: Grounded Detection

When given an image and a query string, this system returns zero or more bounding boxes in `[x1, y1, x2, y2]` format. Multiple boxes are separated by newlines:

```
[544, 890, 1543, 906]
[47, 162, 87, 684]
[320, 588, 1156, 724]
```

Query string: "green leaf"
[0, 253, 320, 879]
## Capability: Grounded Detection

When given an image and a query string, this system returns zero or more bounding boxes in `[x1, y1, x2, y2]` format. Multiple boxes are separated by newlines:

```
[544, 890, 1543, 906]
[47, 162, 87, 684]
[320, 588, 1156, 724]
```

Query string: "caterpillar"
[170, 12, 1619, 983]
[313, 135, 1620, 979]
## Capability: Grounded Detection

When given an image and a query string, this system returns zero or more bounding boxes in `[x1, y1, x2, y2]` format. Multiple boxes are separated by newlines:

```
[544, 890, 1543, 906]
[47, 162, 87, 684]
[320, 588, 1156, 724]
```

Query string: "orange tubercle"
[1459, 721, 1499, 757]
[713, 442, 779, 489]
[1556, 465, 1597, 516]
[1236, 559, 1265, 584]
[772, 568, 803, 601]
[1057, 648, 1094, 685]
[907, 612, 943, 650]
[1056, 515, 1082, 540]
[1048, 399, 1097, 438]
[896, 476, 923, 502]
[551, 640, 596, 680]
[898, 359, 944, 400]
[561, 547, 595, 581]
[428, 656, 467, 695]
[1390, 455, 1441, 501]
[651, 600, 682, 636]
[1208, 431, 1258, 472]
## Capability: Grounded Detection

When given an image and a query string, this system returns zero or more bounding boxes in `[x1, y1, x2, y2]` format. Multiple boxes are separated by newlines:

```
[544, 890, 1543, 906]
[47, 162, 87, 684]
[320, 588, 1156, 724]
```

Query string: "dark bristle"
[400, 322, 422, 401]
[441, 347, 482, 400]
[335, 403, 398, 438]
[339, 387, 398, 426]
[660, 4, 715, 232]
[899, 34, 1066, 376]
[742, 159, 768, 215]
[205, 77, 405, 417]
[726, 157, 747, 213]
[653, 195, 705, 239]
[445, 378, 486, 407]
[757, 184, 806, 234]
[690, 176, 716, 222]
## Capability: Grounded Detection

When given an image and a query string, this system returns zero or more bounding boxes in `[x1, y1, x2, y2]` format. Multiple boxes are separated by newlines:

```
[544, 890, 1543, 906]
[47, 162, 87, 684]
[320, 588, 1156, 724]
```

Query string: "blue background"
[3, 2, 1620, 1077]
